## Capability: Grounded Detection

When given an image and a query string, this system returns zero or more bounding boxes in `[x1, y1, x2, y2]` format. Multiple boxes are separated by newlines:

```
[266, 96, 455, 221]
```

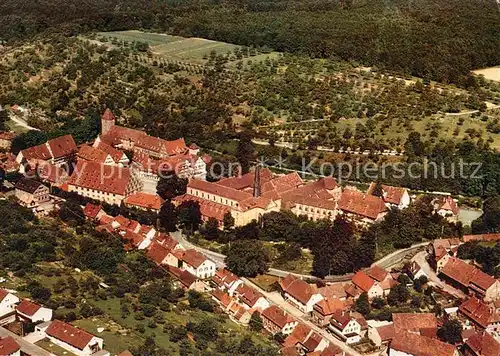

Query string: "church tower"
[101, 108, 116, 135]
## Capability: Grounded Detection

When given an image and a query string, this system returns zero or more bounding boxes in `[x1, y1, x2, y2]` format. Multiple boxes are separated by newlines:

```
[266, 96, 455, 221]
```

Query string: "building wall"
[485, 280, 500, 302]
[0, 294, 19, 318]
[68, 185, 124, 206]
[15, 186, 50, 207]
[368, 284, 384, 299]
[0, 138, 12, 150]
[30, 308, 53, 323]
[291, 203, 337, 222]
[368, 327, 382, 347]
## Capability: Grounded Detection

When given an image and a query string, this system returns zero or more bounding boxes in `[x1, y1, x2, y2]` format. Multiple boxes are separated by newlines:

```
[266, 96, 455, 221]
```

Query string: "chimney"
[253, 164, 261, 198]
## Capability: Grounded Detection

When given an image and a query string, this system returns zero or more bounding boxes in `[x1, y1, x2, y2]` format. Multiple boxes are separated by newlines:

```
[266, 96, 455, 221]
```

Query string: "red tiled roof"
[436, 196, 459, 215]
[392, 313, 438, 333]
[0, 131, 16, 141]
[0, 289, 9, 302]
[391, 331, 457, 356]
[376, 323, 395, 342]
[0, 336, 20, 355]
[83, 203, 103, 219]
[212, 268, 239, 288]
[317, 283, 347, 300]
[279, 274, 318, 305]
[164, 138, 188, 156]
[167, 266, 197, 288]
[38, 162, 69, 184]
[95, 141, 125, 163]
[367, 182, 407, 205]
[216, 168, 273, 191]
[313, 298, 346, 316]
[338, 189, 387, 220]
[236, 284, 265, 308]
[17, 299, 42, 316]
[261, 172, 303, 199]
[283, 323, 312, 348]
[118, 351, 134, 356]
[46, 320, 95, 351]
[189, 179, 254, 203]
[67, 161, 133, 196]
[351, 271, 375, 293]
[146, 239, 171, 265]
[78, 145, 109, 163]
[181, 249, 209, 268]
[124, 192, 164, 211]
[466, 331, 500, 356]
[212, 289, 233, 308]
[47, 135, 78, 159]
[302, 332, 323, 352]
[440, 257, 496, 292]
[463, 233, 500, 243]
[367, 265, 388, 282]
[20, 142, 52, 161]
[101, 108, 115, 121]
[459, 297, 500, 329]
[122, 229, 145, 247]
[262, 305, 295, 329]
[330, 310, 354, 330]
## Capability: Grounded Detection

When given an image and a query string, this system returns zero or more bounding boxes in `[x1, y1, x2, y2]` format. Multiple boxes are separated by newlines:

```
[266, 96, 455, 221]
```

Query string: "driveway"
[412, 251, 466, 299]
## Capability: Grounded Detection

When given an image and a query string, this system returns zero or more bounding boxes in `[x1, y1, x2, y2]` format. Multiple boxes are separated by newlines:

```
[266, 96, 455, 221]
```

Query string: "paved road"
[412, 251, 466, 299]
[242, 277, 361, 356]
[0, 326, 51, 356]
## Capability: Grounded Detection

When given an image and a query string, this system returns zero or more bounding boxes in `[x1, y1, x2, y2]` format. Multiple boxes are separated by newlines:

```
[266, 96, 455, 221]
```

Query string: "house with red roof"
[16, 299, 52, 323]
[38, 319, 104, 356]
[261, 305, 298, 335]
[15, 178, 50, 208]
[367, 321, 395, 347]
[211, 268, 243, 296]
[366, 265, 399, 296]
[77, 145, 116, 166]
[458, 297, 500, 333]
[16, 135, 77, 174]
[390, 331, 459, 356]
[92, 140, 129, 166]
[349, 270, 384, 299]
[279, 274, 324, 313]
[178, 249, 216, 279]
[327, 310, 363, 345]
[463, 331, 500, 356]
[123, 192, 165, 212]
[312, 297, 347, 327]
[337, 189, 387, 224]
[167, 266, 204, 292]
[283, 323, 329, 355]
[439, 257, 500, 302]
[234, 283, 270, 311]
[0, 336, 20, 356]
[367, 182, 410, 209]
[67, 161, 142, 206]
[83, 203, 105, 221]
[0, 289, 19, 319]
[434, 195, 460, 223]
[146, 236, 184, 265]
[392, 313, 438, 336]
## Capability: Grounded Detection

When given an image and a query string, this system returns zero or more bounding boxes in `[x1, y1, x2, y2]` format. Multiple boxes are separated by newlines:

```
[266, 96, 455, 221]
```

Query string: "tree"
[203, 218, 220, 241]
[355, 292, 370, 316]
[11, 130, 48, 154]
[158, 201, 178, 232]
[0, 110, 8, 131]
[156, 170, 187, 200]
[437, 320, 462, 345]
[59, 200, 85, 226]
[223, 212, 235, 232]
[472, 195, 500, 233]
[248, 311, 263, 332]
[371, 297, 385, 309]
[387, 284, 410, 306]
[234, 220, 259, 240]
[371, 180, 384, 197]
[225, 240, 270, 277]
[177, 201, 202, 232]
[235, 131, 255, 174]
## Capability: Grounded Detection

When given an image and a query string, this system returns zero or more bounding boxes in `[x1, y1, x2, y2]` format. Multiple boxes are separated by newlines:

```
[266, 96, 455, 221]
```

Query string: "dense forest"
[1, 0, 499, 84]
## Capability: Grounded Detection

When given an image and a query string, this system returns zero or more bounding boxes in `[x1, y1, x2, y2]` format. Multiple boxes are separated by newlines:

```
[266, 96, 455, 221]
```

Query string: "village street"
[412, 251, 466, 299]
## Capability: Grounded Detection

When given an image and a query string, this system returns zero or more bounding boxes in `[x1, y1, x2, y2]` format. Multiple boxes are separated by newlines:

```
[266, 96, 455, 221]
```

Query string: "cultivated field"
[97, 30, 280, 66]
[473, 67, 500, 82]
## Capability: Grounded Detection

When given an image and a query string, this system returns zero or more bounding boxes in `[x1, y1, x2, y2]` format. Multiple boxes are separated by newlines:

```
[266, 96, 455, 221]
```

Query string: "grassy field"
[36, 338, 78, 356]
[96, 30, 280, 66]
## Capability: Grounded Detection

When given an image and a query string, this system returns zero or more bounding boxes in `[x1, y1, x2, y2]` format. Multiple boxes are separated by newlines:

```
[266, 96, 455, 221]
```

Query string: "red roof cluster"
[391, 331, 457, 356]
[236, 283, 265, 308]
[46, 320, 96, 350]
[20, 135, 77, 161]
[279, 274, 318, 305]
[83, 203, 103, 219]
[463, 233, 500, 243]
[351, 271, 375, 293]
[167, 266, 198, 288]
[367, 182, 407, 205]
[436, 195, 460, 215]
[392, 313, 438, 334]
[466, 331, 500, 355]
[94, 141, 125, 163]
[181, 249, 209, 268]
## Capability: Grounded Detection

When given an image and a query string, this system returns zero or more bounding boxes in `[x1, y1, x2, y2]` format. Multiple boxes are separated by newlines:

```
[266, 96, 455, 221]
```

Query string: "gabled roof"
[212, 289, 233, 309]
[376, 323, 395, 342]
[392, 313, 438, 333]
[83, 203, 103, 219]
[20, 135, 77, 161]
[330, 310, 356, 330]
[236, 284, 266, 308]
[317, 283, 347, 300]
[15, 178, 44, 194]
[101, 108, 116, 122]
[466, 331, 500, 356]
[436, 195, 459, 215]
[338, 189, 387, 220]
[262, 305, 296, 329]
[367, 265, 388, 282]
[351, 271, 375, 293]
[167, 266, 198, 288]
[459, 297, 500, 329]
[181, 249, 210, 268]
[283, 323, 312, 348]
[216, 168, 273, 191]
[77, 145, 109, 163]
[94, 141, 126, 163]
[67, 161, 133, 196]
[0, 289, 10, 302]
[0, 336, 20, 355]
[279, 274, 318, 305]
[440, 257, 496, 292]
[46, 320, 96, 350]
[391, 331, 457, 356]
[124, 192, 164, 211]
[146, 239, 171, 265]
[313, 298, 346, 316]
[17, 299, 42, 316]
[367, 182, 407, 205]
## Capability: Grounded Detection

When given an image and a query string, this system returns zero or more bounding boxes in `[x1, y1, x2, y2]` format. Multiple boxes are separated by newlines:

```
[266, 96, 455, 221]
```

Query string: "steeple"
[253, 164, 261, 198]
[101, 108, 116, 135]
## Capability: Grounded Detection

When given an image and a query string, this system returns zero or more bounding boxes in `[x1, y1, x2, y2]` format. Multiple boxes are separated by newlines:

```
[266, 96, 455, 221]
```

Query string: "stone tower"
[101, 108, 116, 135]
